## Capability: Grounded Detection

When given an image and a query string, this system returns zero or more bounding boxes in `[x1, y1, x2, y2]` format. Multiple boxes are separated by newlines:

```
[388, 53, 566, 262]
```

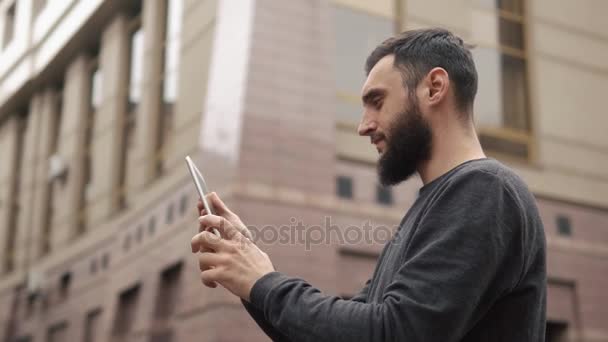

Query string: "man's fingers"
[190, 231, 225, 253]
[200, 268, 223, 286]
[199, 214, 240, 241]
[198, 252, 225, 271]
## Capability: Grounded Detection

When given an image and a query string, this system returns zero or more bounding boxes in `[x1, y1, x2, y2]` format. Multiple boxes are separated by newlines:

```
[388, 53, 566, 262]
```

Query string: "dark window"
[59, 272, 71, 300]
[179, 194, 188, 216]
[166, 203, 174, 224]
[136, 225, 143, 243]
[101, 253, 110, 269]
[90, 258, 98, 274]
[16, 336, 32, 342]
[376, 185, 393, 206]
[154, 262, 183, 319]
[84, 308, 102, 342]
[113, 285, 140, 336]
[25, 293, 37, 317]
[336, 176, 353, 199]
[47, 322, 68, 342]
[545, 321, 567, 342]
[123, 234, 132, 251]
[149, 216, 157, 235]
[556, 215, 572, 237]
[3, 3, 16, 49]
[149, 328, 174, 342]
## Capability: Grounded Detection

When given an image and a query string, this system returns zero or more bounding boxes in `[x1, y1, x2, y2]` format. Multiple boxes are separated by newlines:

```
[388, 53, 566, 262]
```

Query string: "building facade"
[0, 0, 607, 341]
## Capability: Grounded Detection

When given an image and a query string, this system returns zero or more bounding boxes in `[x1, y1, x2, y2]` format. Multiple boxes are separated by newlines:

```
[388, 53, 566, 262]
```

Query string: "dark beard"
[377, 101, 432, 186]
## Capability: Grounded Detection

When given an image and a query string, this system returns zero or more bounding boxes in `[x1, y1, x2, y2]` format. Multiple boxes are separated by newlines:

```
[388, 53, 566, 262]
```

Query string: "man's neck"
[417, 120, 486, 185]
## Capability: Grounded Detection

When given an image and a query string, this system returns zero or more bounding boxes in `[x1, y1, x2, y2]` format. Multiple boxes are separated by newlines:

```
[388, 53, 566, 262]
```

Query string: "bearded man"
[191, 28, 547, 342]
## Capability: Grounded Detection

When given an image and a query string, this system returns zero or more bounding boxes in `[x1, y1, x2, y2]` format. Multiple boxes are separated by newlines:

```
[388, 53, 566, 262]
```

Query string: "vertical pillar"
[136, 0, 166, 185]
[92, 14, 130, 217]
[15, 93, 43, 271]
[51, 55, 90, 248]
[29, 88, 59, 259]
[0, 117, 19, 274]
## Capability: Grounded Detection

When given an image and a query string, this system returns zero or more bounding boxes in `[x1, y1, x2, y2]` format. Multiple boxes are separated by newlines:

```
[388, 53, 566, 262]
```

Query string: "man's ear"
[426, 67, 450, 107]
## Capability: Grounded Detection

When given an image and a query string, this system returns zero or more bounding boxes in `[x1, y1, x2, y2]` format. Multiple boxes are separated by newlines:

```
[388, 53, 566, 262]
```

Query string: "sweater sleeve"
[248, 171, 525, 342]
[242, 299, 291, 342]
[350, 279, 371, 303]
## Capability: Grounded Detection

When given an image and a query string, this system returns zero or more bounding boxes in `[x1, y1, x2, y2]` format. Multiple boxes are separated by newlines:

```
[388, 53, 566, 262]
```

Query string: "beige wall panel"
[539, 137, 608, 182]
[405, 0, 471, 38]
[336, 128, 376, 164]
[533, 21, 608, 72]
[534, 59, 608, 149]
[515, 165, 608, 209]
[531, 0, 608, 39]
[332, 0, 395, 19]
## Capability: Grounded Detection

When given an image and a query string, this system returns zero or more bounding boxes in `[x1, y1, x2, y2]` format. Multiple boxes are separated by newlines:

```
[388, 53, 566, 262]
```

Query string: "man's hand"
[196, 192, 253, 241]
[192, 194, 274, 301]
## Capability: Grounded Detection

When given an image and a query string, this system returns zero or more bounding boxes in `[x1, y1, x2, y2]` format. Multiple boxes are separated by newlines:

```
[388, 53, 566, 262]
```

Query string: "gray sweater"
[243, 159, 546, 341]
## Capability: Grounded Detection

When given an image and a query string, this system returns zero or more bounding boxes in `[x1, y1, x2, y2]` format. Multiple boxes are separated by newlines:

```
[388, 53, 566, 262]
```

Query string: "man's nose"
[358, 116, 377, 136]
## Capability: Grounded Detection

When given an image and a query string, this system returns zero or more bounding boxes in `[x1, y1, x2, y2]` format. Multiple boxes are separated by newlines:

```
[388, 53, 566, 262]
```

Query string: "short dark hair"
[365, 28, 478, 112]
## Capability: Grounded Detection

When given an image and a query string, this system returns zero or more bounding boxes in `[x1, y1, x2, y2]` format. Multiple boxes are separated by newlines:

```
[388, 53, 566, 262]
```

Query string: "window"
[556, 215, 572, 237]
[546, 321, 567, 342]
[165, 203, 174, 224]
[113, 284, 140, 336]
[148, 216, 157, 235]
[101, 253, 110, 269]
[376, 185, 393, 206]
[118, 5, 143, 210]
[59, 272, 71, 300]
[156, 0, 183, 175]
[336, 176, 353, 199]
[84, 308, 102, 342]
[90, 258, 98, 274]
[135, 225, 143, 243]
[25, 293, 37, 317]
[179, 194, 188, 216]
[47, 322, 68, 342]
[473, 0, 531, 160]
[154, 262, 182, 319]
[3, 3, 16, 49]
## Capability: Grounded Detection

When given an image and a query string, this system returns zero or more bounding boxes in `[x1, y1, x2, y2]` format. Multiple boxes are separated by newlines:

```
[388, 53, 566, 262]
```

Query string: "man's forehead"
[361, 55, 401, 95]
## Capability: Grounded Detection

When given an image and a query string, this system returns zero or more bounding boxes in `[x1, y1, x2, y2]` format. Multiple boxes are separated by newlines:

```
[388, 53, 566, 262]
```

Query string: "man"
[191, 28, 546, 341]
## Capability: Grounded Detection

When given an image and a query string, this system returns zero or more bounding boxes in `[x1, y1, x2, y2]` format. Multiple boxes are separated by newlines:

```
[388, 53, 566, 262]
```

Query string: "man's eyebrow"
[361, 88, 386, 105]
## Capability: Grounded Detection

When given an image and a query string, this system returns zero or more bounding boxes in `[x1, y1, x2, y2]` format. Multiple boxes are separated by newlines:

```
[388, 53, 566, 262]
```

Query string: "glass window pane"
[499, 17, 524, 50]
[501, 54, 528, 131]
[336, 176, 353, 199]
[472, 47, 504, 127]
[376, 185, 393, 205]
[497, 0, 523, 15]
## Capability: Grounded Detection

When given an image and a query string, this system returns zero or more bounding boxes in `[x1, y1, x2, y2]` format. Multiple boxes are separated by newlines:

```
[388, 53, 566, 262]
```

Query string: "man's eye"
[374, 100, 383, 109]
